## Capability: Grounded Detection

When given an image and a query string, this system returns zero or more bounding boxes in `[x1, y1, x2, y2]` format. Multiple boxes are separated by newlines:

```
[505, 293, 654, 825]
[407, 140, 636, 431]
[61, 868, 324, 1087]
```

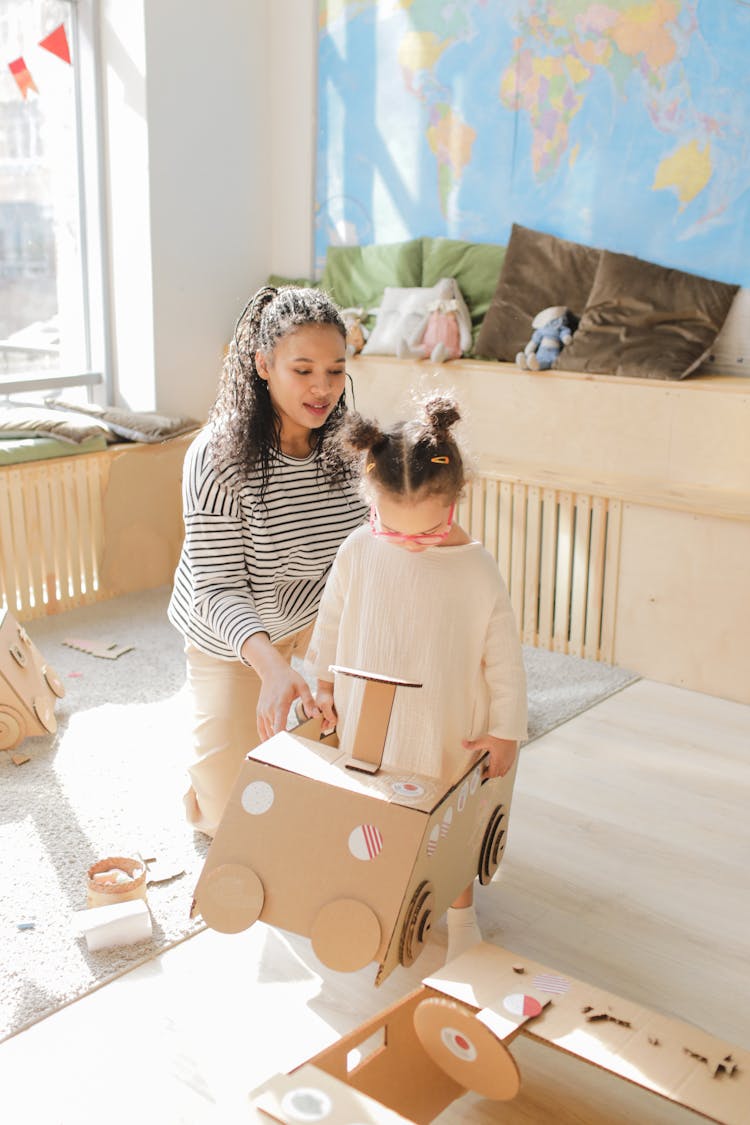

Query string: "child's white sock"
[446, 904, 482, 963]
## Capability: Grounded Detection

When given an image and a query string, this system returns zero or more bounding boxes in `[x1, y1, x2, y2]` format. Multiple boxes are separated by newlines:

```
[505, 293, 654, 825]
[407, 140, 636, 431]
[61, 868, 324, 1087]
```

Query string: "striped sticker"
[392, 780, 425, 799]
[241, 781, 274, 815]
[440, 1026, 478, 1061]
[457, 780, 470, 813]
[503, 993, 544, 1018]
[440, 807, 453, 838]
[532, 973, 571, 995]
[348, 824, 384, 861]
[427, 824, 440, 856]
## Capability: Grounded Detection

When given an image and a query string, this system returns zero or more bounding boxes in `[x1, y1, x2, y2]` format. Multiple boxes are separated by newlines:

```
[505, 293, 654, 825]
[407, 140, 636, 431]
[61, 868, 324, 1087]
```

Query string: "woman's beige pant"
[183, 622, 314, 836]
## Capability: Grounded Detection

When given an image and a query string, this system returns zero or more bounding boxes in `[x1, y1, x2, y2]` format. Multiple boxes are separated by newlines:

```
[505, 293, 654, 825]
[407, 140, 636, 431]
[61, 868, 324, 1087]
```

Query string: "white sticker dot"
[241, 780, 274, 815]
[470, 766, 481, 794]
[280, 1086, 332, 1121]
[392, 780, 425, 799]
[348, 824, 383, 861]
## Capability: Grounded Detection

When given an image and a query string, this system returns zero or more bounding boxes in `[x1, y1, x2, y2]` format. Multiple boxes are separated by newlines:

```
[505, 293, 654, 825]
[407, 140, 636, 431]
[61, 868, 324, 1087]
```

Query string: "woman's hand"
[461, 735, 518, 779]
[315, 679, 338, 734]
[241, 633, 319, 741]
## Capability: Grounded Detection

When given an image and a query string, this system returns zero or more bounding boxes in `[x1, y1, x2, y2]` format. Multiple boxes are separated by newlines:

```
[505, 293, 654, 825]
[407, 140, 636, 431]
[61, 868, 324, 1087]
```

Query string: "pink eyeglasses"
[369, 502, 455, 547]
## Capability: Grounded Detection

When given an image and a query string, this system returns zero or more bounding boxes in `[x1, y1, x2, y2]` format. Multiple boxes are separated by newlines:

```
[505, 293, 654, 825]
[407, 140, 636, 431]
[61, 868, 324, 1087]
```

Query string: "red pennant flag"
[39, 23, 71, 65]
[8, 57, 38, 99]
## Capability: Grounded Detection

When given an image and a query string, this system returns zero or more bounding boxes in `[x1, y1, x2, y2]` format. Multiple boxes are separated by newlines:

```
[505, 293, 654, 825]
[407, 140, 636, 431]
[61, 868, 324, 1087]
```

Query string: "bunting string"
[7, 22, 72, 100]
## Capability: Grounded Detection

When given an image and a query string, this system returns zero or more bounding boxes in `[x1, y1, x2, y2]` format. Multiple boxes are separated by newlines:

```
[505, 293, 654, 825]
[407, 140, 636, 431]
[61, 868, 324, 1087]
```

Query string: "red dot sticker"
[503, 992, 543, 1018]
[392, 780, 425, 799]
[440, 1025, 477, 1061]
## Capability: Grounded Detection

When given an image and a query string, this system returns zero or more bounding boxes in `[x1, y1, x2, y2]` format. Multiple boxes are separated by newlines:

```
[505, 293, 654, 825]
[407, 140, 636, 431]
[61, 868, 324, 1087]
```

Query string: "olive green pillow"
[320, 239, 423, 326]
[561, 250, 740, 380]
[475, 224, 601, 361]
[421, 237, 506, 353]
[266, 274, 320, 290]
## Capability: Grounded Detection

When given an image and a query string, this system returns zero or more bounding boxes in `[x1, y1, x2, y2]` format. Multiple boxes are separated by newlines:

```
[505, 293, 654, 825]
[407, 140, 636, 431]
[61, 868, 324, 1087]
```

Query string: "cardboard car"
[249, 942, 748, 1125]
[192, 668, 518, 986]
[0, 608, 64, 750]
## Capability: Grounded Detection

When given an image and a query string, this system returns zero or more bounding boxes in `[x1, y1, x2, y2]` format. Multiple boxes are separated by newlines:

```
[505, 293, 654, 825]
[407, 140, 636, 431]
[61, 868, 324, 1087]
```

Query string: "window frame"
[0, 0, 112, 402]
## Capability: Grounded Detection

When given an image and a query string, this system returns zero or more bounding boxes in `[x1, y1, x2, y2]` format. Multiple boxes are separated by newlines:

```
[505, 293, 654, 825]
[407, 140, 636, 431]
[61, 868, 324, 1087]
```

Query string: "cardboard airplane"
[0, 608, 65, 751]
[249, 942, 748, 1125]
[192, 667, 518, 986]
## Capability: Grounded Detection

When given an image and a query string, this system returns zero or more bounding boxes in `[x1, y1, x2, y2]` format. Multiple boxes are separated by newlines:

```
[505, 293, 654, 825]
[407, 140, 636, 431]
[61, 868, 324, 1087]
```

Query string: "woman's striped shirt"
[167, 426, 367, 660]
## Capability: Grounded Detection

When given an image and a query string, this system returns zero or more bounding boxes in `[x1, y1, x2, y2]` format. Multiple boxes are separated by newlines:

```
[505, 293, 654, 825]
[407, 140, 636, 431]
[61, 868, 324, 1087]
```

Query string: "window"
[0, 0, 107, 400]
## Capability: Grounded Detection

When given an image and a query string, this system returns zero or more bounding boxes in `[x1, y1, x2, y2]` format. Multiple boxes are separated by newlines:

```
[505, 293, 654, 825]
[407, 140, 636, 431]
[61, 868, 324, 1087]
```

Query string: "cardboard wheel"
[399, 880, 435, 967]
[32, 697, 57, 734]
[413, 996, 521, 1100]
[311, 898, 381, 971]
[477, 805, 505, 885]
[195, 863, 264, 934]
[0, 705, 25, 751]
[43, 665, 65, 699]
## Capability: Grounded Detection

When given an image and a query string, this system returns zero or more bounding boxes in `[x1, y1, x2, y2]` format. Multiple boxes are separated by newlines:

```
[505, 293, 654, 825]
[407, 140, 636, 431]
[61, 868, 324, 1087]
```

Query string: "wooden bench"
[0, 432, 194, 623]
[349, 356, 750, 705]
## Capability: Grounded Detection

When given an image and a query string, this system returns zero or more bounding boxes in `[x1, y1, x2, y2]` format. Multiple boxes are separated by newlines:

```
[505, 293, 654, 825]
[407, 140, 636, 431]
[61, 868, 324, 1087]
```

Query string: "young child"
[304, 392, 527, 961]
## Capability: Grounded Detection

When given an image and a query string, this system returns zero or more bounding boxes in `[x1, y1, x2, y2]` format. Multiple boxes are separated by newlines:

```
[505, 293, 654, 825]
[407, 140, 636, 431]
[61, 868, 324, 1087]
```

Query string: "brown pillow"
[560, 250, 739, 380]
[475, 223, 601, 361]
[45, 400, 200, 442]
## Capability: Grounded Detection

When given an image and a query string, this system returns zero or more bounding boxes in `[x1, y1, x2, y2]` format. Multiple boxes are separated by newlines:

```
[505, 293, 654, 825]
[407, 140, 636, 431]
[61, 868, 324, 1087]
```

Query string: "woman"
[168, 286, 367, 835]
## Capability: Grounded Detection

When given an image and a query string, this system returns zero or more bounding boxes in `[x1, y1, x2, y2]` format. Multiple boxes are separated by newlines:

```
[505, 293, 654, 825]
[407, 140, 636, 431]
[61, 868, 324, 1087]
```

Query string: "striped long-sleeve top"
[167, 426, 367, 660]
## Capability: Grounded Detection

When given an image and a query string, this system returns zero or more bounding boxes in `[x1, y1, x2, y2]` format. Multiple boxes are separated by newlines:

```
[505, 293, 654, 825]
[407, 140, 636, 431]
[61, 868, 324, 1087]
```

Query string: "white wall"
[101, 0, 314, 421]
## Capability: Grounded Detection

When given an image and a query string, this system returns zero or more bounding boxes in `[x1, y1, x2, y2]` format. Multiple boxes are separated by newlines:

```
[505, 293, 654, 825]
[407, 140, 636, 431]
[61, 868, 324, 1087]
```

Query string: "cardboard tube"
[75, 899, 153, 952]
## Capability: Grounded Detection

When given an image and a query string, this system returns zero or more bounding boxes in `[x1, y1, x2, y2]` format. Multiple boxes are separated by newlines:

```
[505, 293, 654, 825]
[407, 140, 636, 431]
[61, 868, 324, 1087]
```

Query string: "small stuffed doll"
[397, 277, 473, 364]
[341, 307, 370, 357]
[516, 306, 579, 371]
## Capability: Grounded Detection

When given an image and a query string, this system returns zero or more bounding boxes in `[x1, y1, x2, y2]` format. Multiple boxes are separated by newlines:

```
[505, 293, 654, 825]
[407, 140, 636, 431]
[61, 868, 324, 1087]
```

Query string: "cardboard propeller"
[0, 609, 65, 751]
[193, 667, 518, 985]
[250, 942, 748, 1125]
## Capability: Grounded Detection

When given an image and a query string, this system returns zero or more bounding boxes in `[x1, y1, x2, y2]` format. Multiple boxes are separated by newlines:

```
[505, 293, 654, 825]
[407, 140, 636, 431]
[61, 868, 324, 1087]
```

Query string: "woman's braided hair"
[209, 286, 351, 498]
[338, 391, 467, 502]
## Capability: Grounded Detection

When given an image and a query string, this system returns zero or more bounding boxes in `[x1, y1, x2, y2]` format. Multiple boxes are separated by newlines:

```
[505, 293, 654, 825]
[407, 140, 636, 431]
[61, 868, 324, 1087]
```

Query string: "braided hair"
[338, 391, 468, 502]
[209, 286, 351, 498]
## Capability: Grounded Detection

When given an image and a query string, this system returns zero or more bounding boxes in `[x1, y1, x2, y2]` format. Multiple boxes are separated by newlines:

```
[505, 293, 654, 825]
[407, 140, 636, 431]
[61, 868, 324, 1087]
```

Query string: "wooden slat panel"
[0, 472, 19, 613]
[509, 483, 527, 627]
[85, 456, 106, 594]
[553, 491, 574, 654]
[584, 498, 608, 660]
[522, 486, 542, 646]
[8, 468, 32, 615]
[72, 460, 94, 597]
[49, 465, 73, 605]
[469, 479, 485, 545]
[36, 465, 59, 614]
[497, 481, 513, 583]
[483, 477, 499, 565]
[538, 489, 558, 651]
[569, 494, 592, 657]
[600, 500, 623, 663]
[22, 467, 45, 613]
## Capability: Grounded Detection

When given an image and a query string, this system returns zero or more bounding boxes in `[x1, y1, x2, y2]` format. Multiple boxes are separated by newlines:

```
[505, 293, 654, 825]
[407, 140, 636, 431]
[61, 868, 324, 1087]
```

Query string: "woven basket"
[86, 855, 148, 908]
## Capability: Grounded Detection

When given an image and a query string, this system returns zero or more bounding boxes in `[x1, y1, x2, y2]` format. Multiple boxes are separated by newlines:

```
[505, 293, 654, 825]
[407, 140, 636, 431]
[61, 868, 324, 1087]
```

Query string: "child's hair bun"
[341, 413, 386, 453]
[421, 392, 461, 440]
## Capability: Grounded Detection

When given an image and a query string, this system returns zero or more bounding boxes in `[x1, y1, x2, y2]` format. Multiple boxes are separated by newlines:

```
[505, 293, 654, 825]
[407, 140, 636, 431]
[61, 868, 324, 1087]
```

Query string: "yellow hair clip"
[430, 455, 450, 464]
[365, 461, 376, 473]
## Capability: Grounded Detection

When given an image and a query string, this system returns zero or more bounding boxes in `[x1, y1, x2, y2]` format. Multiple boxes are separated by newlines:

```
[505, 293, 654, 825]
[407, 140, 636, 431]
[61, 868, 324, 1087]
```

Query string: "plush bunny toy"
[516, 306, 579, 371]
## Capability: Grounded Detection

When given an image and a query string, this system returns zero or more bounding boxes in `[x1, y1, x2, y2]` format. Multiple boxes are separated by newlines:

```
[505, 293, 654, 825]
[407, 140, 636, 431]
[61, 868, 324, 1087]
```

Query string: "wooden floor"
[1, 679, 748, 1124]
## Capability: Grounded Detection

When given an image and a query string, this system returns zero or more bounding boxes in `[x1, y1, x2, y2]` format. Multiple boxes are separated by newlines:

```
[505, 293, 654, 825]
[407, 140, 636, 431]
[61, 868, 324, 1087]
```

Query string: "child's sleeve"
[304, 547, 347, 681]
[483, 580, 528, 742]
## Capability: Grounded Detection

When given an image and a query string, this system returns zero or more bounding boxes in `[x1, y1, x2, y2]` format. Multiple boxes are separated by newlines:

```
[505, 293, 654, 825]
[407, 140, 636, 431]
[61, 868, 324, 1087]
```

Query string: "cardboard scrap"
[62, 637, 134, 660]
[11, 753, 30, 766]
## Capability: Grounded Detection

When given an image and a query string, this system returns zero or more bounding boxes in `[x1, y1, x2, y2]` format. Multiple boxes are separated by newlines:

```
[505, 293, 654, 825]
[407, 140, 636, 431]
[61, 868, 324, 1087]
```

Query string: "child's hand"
[461, 736, 517, 779]
[315, 679, 338, 734]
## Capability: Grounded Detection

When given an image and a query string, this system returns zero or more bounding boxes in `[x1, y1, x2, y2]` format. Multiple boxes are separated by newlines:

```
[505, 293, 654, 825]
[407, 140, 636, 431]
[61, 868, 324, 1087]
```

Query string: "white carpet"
[0, 586, 637, 1041]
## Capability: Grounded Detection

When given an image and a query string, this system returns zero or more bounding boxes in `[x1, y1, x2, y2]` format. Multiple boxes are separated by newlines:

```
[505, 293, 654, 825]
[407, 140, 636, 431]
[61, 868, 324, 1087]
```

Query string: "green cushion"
[320, 239, 423, 326]
[0, 433, 108, 465]
[266, 274, 320, 290]
[421, 237, 506, 353]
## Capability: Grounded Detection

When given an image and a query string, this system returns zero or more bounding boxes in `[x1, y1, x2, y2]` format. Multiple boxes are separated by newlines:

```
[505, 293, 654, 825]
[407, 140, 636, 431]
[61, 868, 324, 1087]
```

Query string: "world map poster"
[315, 0, 750, 285]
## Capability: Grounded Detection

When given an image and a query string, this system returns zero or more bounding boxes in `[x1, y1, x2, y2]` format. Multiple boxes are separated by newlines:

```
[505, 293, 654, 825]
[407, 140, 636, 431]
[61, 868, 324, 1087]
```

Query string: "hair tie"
[430, 455, 450, 464]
